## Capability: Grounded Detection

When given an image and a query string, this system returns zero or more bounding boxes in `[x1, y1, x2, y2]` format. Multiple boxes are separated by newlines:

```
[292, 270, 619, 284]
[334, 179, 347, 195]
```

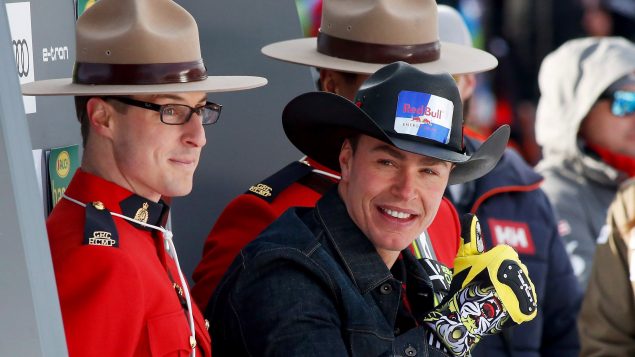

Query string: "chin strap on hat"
[62, 194, 197, 356]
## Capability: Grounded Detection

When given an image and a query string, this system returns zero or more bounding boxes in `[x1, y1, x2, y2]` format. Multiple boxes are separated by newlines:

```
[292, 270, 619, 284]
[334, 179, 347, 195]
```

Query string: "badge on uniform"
[245, 161, 313, 203]
[84, 201, 119, 247]
[120, 195, 167, 230]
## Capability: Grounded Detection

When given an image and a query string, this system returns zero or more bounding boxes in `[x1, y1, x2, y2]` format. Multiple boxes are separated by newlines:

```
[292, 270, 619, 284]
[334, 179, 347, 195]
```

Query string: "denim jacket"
[207, 188, 449, 356]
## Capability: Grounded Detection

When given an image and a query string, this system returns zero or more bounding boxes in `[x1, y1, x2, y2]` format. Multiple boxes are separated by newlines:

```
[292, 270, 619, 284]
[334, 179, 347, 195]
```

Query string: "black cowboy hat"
[282, 61, 509, 185]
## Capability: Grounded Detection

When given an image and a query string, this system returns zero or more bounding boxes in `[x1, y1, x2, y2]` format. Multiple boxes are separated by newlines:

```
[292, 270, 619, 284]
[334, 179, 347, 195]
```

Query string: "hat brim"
[21, 76, 267, 96]
[263, 38, 498, 75]
[282, 92, 509, 185]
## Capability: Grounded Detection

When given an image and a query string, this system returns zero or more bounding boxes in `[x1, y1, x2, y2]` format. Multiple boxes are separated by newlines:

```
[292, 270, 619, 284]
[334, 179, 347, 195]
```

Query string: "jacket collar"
[315, 188, 393, 294]
[65, 169, 169, 229]
[465, 136, 543, 189]
[537, 138, 626, 187]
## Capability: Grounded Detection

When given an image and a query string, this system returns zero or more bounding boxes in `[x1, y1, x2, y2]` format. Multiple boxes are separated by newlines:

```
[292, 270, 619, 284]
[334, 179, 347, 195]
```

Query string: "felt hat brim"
[262, 38, 497, 76]
[21, 76, 267, 96]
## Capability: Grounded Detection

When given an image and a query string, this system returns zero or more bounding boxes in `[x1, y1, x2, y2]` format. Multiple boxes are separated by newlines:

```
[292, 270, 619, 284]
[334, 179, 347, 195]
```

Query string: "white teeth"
[382, 208, 412, 219]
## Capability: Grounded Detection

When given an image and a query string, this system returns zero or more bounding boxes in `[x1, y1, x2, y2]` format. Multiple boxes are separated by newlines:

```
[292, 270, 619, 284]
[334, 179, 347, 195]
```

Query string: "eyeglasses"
[103, 96, 222, 125]
[599, 90, 635, 117]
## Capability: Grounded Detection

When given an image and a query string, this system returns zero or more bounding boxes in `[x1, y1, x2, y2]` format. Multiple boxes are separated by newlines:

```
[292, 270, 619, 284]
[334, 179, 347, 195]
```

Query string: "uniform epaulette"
[83, 201, 120, 247]
[297, 170, 337, 195]
[245, 161, 314, 203]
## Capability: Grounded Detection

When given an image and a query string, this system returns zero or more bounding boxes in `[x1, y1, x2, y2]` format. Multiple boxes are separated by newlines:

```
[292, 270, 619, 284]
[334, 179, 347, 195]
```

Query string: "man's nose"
[183, 114, 207, 148]
[392, 169, 417, 200]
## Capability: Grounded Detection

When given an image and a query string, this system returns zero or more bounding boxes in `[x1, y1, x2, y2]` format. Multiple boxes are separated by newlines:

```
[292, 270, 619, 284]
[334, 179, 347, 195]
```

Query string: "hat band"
[317, 33, 440, 64]
[73, 60, 208, 85]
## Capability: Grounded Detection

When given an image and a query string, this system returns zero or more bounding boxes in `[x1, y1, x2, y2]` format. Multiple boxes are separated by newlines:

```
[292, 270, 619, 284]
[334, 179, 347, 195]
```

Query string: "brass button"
[205, 319, 210, 331]
[190, 336, 196, 349]
[92, 201, 105, 210]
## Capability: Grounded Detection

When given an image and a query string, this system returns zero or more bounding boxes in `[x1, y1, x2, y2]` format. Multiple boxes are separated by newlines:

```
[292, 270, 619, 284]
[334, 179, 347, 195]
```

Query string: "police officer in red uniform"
[191, 0, 500, 311]
[21, 0, 266, 355]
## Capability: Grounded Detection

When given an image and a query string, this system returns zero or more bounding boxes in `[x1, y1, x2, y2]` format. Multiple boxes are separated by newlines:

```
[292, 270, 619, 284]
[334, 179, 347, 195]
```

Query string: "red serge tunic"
[46, 169, 211, 356]
[191, 158, 460, 311]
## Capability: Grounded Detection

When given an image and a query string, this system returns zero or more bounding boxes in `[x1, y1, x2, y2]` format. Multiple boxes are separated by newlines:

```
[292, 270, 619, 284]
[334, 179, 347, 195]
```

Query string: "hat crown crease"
[76, 0, 201, 64]
[321, 0, 438, 45]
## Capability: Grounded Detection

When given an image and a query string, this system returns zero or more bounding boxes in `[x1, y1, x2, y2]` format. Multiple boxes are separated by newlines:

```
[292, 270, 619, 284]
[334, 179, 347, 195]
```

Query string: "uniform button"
[190, 336, 196, 349]
[405, 345, 417, 356]
[205, 319, 210, 331]
[92, 201, 105, 210]
[380, 283, 393, 295]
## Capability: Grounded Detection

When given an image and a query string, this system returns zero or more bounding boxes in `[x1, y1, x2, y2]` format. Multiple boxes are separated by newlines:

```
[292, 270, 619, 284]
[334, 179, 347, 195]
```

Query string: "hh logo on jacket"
[488, 219, 535, 255]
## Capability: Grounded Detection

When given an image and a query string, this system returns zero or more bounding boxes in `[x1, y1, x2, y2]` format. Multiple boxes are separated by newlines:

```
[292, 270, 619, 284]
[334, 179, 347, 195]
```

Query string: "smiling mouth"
[379, 207, 417, 220]
[170, 158, 196, 166]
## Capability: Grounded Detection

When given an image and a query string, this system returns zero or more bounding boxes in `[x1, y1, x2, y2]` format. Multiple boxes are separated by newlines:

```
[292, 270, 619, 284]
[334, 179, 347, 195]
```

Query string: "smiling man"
[20, 0, 265, 355]
[208, 62, 537, 356]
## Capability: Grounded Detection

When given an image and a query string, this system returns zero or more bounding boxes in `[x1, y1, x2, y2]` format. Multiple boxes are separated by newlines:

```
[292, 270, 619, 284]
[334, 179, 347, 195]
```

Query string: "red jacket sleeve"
[427, 197, 461, 267]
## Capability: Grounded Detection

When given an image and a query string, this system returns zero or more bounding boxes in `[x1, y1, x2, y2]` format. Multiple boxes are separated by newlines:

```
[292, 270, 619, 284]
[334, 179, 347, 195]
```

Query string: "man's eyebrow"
[371, 144, 406, 160]
[151, 94, 207, 103]
[371, 143, 448, 166]
[418, 156, 447, 166]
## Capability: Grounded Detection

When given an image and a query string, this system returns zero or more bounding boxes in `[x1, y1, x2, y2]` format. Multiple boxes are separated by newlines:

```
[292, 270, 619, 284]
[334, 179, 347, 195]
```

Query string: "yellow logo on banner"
[55, 150, 71, 178]
[56, 150, 71, 178]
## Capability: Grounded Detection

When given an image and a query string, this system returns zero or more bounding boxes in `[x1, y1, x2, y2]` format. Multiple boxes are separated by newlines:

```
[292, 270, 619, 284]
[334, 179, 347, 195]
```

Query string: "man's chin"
[376, 236, 416, 254]
[162, 183, 193, 198]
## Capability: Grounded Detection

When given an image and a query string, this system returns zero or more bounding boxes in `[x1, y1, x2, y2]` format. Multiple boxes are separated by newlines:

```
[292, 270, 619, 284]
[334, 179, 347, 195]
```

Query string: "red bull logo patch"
[394, 90, 454, 144]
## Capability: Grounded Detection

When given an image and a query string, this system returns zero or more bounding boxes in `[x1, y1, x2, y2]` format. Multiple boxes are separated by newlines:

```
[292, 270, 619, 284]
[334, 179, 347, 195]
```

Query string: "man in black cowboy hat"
[21, 0, 265, 355]
[208, 62, 537, 356]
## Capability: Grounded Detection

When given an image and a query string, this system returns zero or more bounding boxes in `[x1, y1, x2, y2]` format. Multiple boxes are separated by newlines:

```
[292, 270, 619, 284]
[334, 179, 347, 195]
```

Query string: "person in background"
[191, 0, 499, 312]
[21, 0, 266, 355]
[477, 0, 587, 166]
[438, 6, 581, 356]
[535, 37, 635, 289]
[209, 61, 536, 357]
[582, 0, 635, 41]
[579, 176, 635, 356]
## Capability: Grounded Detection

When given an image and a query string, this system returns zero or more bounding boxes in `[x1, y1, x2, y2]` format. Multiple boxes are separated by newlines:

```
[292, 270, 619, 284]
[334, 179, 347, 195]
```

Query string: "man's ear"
[86, 97, 115, 139]
[319, 68, 338, 93]
[456, 73, 477, 101]
[339, 139, 354, 182]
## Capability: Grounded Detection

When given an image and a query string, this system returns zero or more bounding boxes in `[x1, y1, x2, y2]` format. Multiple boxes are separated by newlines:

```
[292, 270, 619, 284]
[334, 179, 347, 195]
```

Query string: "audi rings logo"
[13, 39, 30, 78]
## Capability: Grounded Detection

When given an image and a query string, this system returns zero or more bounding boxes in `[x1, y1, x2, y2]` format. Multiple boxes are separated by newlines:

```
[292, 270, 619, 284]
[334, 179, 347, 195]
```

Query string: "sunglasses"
[599, 90, 635, 117]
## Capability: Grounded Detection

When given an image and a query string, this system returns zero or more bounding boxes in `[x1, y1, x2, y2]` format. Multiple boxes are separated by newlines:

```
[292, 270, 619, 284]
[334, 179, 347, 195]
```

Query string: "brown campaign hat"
[22, 0, 266, 96]
[262, 0, 497, 75]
